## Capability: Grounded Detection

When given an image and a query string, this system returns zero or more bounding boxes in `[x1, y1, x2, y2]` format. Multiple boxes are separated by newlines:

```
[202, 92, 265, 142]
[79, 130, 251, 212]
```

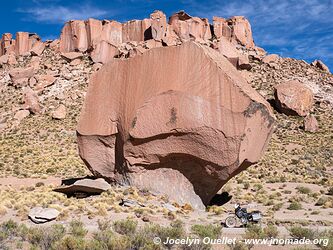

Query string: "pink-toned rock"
[90, 41, 119, 64]
[15, 32, 30, 56]
[311, 59, 330, 73]
[14, 109, 30, 121]
[30, 41, 45, 56]
[69, 58, 82, 66]
[7, 52, 17, 65]
[150, 10, 167, 41]
[77, 42, 275, 209]
[60, 20, 88, 52]
[100, 21, 123, 47]
[262, 54, 280, 64]
[238, 54, 251, 70]
[122, 19, 151, 42]
[215, 37, 240, 68]
[29, 56, 41, 71]
[85, 18, 103, 50]
[9, 67, 35, 87]
[52, 104, 67, 119]
[35, 75, 56, 92]
[1, 33, 15, 55]
[0, 54, 8, 65]
[169, 11, 211, 41]
[304, 114, 319, 132]
[23, 87, 41, 114]
[61, 52, 83, 61]
[274, 80, 314, 116]
[229, 16, 255, 48]
[213, 17, 232, 40]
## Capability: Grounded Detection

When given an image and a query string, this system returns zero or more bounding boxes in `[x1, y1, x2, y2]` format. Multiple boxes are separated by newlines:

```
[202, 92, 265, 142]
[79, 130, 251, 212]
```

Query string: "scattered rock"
[30, 41, 45, 56]
[311, 59, 330, 73]
[52, 104, 67, 119]
[274, 80, 314, 116]
[262, 54, 280, 64]
[9, 67, 35, 87]
[119, 199, 141, 208]
[35, 75, 56, 92]
[61, 52, 83, 62]
[14, 110, 30, 122]
[53, 178, 111, 196]
[23, 87, 41, 114]
[304, 114, 319, 132]
[0, 54, 8, 65]
[28, 207, 60, 224]
[163, 203, 177, 212]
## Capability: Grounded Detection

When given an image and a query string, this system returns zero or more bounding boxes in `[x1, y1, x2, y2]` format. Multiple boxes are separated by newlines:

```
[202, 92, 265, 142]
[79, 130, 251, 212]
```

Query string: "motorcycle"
[225, 204, 262, 228]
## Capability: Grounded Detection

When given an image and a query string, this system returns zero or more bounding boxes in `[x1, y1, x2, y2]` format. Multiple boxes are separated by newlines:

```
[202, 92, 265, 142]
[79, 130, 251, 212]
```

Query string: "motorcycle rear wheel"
[225, 216, 238, 228]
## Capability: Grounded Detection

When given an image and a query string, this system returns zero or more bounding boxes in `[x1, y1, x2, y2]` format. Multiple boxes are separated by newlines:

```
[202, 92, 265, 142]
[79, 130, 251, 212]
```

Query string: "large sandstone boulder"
[274, 80, 314, 116]
[77, 42, 275, 209]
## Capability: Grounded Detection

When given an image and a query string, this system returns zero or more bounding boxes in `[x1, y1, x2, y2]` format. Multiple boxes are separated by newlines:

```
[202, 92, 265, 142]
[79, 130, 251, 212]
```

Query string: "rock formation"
[77, 42, 275, 209]
[274, 80, 314, 116]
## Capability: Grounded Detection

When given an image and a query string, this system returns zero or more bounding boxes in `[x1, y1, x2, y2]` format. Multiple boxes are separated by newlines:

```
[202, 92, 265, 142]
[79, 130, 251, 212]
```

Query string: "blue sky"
[1, 0, 332, 70]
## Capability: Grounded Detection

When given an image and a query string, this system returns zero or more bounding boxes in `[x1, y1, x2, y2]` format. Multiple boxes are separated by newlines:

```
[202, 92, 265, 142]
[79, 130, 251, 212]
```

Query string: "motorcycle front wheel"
[225, 216, 238, 228]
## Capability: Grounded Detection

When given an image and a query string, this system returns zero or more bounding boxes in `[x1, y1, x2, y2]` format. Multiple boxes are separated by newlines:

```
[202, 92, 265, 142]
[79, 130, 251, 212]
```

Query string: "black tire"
[225, 216, 238, 228]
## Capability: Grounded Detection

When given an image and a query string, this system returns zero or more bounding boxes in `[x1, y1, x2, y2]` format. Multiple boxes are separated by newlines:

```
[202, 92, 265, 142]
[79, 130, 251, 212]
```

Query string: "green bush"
[69, 220, 87, 238]
[53, 235, 87, 250]
[263, 224, 279, 238]
[191, 224, 221, 239]
[317, 230, 333, 250]
[288, 202, 302, 210]
[297, 186, 311, 194]
[288, 226, 315, 240]
[113, 219, 138, 235]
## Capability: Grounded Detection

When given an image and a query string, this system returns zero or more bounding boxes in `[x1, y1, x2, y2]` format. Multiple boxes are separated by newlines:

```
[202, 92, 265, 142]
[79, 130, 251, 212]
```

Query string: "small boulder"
[35, 75, 56, 92]
[311, 60, 330, 73]
[30, 41, 45, 56]
[23, 87, 41, 114]
[53, 178, 111, 196]
[238, 54, 251, 70]
[274, 80, 313, 116]
[52, 104, 67, 119]
[28, 207, 60, 224]
[0, 55, 8, 65]
[262, 54, 279, 64]
[61, 52, 83, 62]
[304, 114, 319, 132]
[14, 110, 30, 121]
[9, 67, 35, 87]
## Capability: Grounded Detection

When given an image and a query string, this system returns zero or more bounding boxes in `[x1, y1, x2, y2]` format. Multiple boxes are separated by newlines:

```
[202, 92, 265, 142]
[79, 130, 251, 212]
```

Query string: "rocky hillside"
[0, 10, 332, 231]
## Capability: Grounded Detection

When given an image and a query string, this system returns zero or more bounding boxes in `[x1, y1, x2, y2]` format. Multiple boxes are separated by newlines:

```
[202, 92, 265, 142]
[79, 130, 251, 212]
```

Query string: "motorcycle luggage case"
[251, 212, 261, 221]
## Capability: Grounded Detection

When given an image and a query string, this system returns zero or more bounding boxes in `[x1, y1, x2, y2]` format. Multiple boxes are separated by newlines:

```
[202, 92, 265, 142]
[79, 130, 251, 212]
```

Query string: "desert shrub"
[228, 241, 249, 250]
[263, 224, 279, 238]
[288, 226, 315, 240]
[26, 224, 66, 250]
[191, 224, 221, 239]
[272, 202, 283, 211]
[317, 230, 333, 250]
[297, 186, 311, 194]
[245, 224, 266, 239]
[113, 219, 138, 235]
[288, 202, 302, 210]
[53, 235, 87, 250]
[0, 219, 18, 239]
[69, 220, 87, 238]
